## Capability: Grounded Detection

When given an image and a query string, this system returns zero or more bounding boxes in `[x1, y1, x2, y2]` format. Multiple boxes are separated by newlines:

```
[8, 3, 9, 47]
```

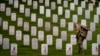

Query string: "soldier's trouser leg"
[76, 33, 79, 43]
[76, 34, 80, 53]
[78, 43, 83, 53]
[78, 37, 84, 53]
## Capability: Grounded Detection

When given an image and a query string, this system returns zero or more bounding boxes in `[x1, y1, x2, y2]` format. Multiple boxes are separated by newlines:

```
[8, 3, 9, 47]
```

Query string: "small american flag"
[67, 47, 71, 53]
[44, 46, 46, 54]
[96, 46, 98, 52]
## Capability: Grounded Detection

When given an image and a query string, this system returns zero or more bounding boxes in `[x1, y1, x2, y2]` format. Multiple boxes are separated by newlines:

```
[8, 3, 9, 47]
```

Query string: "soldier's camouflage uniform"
[76, 26, 88, 53]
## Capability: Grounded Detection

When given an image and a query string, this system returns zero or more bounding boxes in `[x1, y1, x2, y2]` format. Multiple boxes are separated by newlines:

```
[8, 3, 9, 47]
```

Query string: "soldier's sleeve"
[81, 26, 88, 31]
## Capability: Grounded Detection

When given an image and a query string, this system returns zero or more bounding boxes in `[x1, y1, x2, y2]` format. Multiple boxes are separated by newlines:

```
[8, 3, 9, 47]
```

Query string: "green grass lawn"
[0, 0, 100, 56]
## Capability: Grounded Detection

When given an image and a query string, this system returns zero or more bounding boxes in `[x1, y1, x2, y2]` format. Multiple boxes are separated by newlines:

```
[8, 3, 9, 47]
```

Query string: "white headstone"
[88, 3, 93, 11]
[66, 43, 72, 55]
[94, 15, 99, 23]
[81, 1, 86, 8]
[70, 3, 75, 11]
[39, 0, 43, 3]
[90, 22, 95, 32]
[27, 0, 32, 6]
[53, 26, 59, 36]
[70, 35, 76, 45]
[60, 19, 66, 28]
[22, 0, 26, 2]
[61, 31, 67, 41]
[77, 7, 82, 15]
[9, 0, 13, 4]
[97, 7, 100, 15]
[3, 38, 9, 49]
[46, 9, 51, 17]
[65, 10, 70, 18]
[16, 30, 22, 41]
[72, 15, 78, 23]
[23, 35, 30, 46]
[85, 10, 90, 19]
[19, 4, 24, 13]
[52, 14, 58, 23]
[74, 0, 78, 5]
[0, 3, 5, 11]
[58, 6, 63, 15]
[81, 19, 87, 26]
[14, 0, 18, 8]
[45, 0, 49, 7]
[0, 34, 2, 45]
[57, 0, 61, 4]
[41, 44, 48, 55]
[31, 13, 36, 22]
[9, 26, 15, 35]
[46, 35, 53, 45]
[24, 22, 29, 31]
[86, 31, 92, 40]
[92, 43, 99, 56]
[51, 2, 56, 10]
[63, 0, 68, 8]
[33, 1, 38, 9]
[11, 13, 16, 21]
[82, 39, 87, 49]
[40, 6, 44, 14]
[3, 21, 8, 30]
[56, 39, 62, 50]
[45, 22, 51, 31]
[17, 17, 23, 27]
[0, 17, 2, 26]
[38, 31, 44, 41]
[97, 34, 100, 45]
[31, 26, 37, 36]
[68, 22, 74, 31]
[11, 43, 17, 56]
[32, 38, 38, 49]
[6, 7, 11, 16]
[25, 8, 30, 17]
[38, 18, 43, 27]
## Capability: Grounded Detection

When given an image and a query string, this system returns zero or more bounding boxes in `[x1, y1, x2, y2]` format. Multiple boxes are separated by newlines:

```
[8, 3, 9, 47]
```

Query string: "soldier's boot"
[81, 49, 85, 56]
[75, 44, 80, 53]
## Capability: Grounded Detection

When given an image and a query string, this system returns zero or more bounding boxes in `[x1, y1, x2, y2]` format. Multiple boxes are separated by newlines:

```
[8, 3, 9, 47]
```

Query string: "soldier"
[74, 23, 88, 54]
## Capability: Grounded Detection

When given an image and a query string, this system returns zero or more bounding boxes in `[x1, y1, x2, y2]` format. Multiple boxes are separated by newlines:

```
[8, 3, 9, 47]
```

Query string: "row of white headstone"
[8, 0, 32, 7]
[22, 0, 66, 5]
[16, 30, 100, 45]
[0, 3, 96, 18]
[20, 29, 100, 40]
[20, 33, 100, 48]
[0, 0, 98, 12]
[6, 0, 91, 8]
[41, 43, 99, 55]
[0, 34, 100, 55]
[24, 0, 68, 10]
[0, 26, 98, 44]
[16, 30, 93, 42]
[3, 5, 99, 22]
[0, 5, 99, 23]
[38, 37, 99, 55]
[1, 20, 97, 36]
[4, 7, 100, 23]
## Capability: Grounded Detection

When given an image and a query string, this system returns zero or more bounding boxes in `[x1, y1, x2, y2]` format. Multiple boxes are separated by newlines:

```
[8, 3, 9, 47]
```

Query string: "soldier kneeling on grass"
[74, 23, 88, 54]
